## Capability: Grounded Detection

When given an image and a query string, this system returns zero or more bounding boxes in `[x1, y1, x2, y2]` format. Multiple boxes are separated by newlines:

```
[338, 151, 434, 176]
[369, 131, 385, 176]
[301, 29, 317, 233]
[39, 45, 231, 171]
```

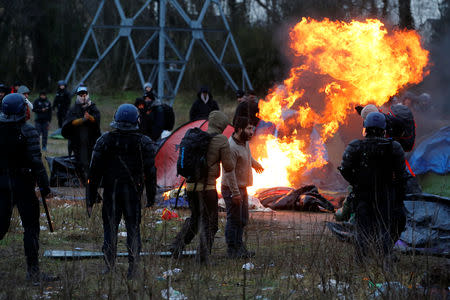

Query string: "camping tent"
[155, 119, 234, 188]
[409, 125, 450, 175]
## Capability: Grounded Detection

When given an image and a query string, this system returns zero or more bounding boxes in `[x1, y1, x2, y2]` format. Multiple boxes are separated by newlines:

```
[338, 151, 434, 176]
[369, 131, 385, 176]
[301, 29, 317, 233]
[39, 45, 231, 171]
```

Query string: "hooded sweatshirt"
[186, 110, 239, 193]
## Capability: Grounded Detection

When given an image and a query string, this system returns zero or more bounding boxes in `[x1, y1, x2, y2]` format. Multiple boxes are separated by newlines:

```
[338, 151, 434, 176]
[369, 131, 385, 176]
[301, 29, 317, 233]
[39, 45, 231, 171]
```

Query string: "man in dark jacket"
[87, 104, 157, 279]
[140, 92, 165, 141]
[189, 87, 219, 121]
[53, 80, 72, 128]
[143, 82, 155, 101]
[0, 94, 57, 285]
[339, 112, 407, 269]
[233, 90, 260, 127]
[61, 86, 101, 185]
[169, 111, 240, 263]
[32, 91, 52, 151]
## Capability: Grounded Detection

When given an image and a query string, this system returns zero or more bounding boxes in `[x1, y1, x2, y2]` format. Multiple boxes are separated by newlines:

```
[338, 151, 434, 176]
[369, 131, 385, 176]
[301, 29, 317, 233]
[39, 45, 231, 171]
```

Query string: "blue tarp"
[409, 126, 450, 175]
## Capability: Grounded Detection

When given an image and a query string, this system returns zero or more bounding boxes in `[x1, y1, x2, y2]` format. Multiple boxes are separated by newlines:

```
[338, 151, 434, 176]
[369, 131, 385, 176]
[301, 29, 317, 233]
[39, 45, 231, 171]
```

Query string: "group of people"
[0, 81, 71, 151]
[0, 78, 417, 283]
[0, 81, 263, 283]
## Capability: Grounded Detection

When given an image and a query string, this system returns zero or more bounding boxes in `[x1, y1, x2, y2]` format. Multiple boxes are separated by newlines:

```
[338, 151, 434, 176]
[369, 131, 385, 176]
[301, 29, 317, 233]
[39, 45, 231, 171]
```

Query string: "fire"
[251, 18, 430, 190]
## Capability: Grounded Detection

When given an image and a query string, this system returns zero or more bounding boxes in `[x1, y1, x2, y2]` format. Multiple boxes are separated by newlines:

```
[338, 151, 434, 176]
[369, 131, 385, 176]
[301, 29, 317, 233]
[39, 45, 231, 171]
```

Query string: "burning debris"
[250, 18, 430, 191]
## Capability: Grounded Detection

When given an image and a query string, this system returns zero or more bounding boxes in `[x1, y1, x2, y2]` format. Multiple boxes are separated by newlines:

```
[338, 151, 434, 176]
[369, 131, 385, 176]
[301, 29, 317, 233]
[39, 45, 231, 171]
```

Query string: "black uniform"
[189, 92, 219, 121]
[87, 130, 156, 270]
[339, 136, 407, 259]
[0, 121, 50, 273]
[53, 88, 71, 128]
[140, 101, 165, 141]
[61, 102, 101, 184]
[32, 97, 52, 150]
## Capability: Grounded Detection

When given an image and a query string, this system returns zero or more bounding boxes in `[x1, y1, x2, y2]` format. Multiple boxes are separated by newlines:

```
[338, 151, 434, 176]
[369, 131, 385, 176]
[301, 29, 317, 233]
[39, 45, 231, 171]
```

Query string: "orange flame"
[250, 18, 429, 191]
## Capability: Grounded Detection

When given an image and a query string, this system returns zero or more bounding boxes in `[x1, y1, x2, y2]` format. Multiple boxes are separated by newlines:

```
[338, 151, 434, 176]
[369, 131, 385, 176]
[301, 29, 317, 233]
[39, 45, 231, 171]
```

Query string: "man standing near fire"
[338, 112, 407, 269]
[222, 116, 264, 258]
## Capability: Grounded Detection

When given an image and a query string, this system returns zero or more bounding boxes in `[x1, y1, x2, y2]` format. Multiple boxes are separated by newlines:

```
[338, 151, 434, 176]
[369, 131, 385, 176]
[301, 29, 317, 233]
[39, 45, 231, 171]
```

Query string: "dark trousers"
[172, 189, 218, 259]
[57, 110, 67, 128]
[0, 175, 40, 269]
[355, 204, 406, 259]
[35, 121, 49, 149]
[72, 139, 93, 186]
[102, 181, 142, 266]
[222, 185, 249, 249]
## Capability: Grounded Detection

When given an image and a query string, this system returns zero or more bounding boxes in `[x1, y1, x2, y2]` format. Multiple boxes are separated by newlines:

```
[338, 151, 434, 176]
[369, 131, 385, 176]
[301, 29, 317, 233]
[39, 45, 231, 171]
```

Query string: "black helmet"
[110, 104, 139, 131]
[364, 112, 386, 129]
[0, 83, 8, 93]
[57, 80, 66, 86]
[0, 93, 27, 122]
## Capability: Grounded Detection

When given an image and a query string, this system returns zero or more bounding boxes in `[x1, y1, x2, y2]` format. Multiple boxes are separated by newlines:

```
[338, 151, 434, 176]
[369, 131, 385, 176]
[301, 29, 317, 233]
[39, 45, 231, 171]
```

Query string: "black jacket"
[53, 88, 71, 112]
[140, 101, 165, 141]
[339, 136, 407, 213]
[233, 100, 259, 126]
[0, 121, 50, 192]
[61, 103, 101, 151]
[32, 97, 52, 122]
[189, 93, 219, 121]
[86, 130, 157, 207]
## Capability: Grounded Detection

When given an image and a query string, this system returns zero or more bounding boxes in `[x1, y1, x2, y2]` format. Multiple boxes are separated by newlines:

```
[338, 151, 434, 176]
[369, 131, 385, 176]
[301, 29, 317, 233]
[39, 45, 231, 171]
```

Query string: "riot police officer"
[86, 104, 157, 279]
[339, 112, 407, 269]
[0, 94, 57, 285]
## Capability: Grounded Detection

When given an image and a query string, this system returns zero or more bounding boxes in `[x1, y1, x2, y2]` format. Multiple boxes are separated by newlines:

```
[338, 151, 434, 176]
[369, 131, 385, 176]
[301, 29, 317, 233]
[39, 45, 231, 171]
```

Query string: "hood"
[208, 110, 229, 134]
[143, 82, 152, 90]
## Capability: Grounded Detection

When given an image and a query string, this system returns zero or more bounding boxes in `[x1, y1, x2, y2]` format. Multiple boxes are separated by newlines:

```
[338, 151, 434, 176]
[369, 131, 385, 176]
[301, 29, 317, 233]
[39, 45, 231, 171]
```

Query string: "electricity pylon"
[65, 0, 253, 103]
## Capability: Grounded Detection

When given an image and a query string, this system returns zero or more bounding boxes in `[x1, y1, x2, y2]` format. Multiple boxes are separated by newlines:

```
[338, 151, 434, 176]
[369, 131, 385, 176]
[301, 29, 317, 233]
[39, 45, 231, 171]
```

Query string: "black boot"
[127, 263, 138, 280]
[169, 221, 193, 258]
[235, 245, 255, 259]
[26, 264, 59, 286]
[101, 254, 115, 275]
[227, 246, 238, 259]
[168, 239, 185, 259]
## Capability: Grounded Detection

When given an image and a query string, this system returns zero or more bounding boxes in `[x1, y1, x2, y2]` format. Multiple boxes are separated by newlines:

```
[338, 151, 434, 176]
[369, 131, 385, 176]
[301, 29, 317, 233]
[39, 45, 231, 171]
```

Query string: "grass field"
[1, 92, 449, 299]
[1, 197, 449, 299]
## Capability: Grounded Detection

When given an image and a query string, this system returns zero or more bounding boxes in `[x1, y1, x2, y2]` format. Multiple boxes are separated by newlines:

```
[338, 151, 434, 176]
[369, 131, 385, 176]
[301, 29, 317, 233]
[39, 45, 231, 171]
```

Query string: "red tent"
[155, 119, 234, 188]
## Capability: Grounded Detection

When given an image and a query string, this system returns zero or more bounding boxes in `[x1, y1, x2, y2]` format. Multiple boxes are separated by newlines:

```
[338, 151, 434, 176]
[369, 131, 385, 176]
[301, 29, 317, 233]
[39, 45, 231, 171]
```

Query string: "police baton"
[41, 196, 54, 232]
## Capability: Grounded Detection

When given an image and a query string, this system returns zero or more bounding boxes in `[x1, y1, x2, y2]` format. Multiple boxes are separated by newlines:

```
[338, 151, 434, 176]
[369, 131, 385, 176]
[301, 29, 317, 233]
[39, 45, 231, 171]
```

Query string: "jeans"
[221, 185, 248, 249]
[35, 121, 49, 149]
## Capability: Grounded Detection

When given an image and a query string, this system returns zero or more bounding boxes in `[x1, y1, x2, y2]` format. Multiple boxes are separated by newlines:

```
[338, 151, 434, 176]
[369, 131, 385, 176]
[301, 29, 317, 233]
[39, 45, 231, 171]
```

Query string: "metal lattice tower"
[65, 0, 253, 104]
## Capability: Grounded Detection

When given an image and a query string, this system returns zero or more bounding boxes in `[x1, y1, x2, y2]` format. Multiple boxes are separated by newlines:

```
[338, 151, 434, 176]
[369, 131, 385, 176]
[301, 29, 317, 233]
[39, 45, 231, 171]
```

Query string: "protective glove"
[40, 186, 51, 199]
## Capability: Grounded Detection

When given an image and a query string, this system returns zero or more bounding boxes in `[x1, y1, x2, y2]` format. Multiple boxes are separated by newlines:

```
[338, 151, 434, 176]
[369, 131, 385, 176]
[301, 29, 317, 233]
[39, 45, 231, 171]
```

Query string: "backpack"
[385, 104, 416, 152]
[177, 128, 214, 182]
[161, 104, 175, 131]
